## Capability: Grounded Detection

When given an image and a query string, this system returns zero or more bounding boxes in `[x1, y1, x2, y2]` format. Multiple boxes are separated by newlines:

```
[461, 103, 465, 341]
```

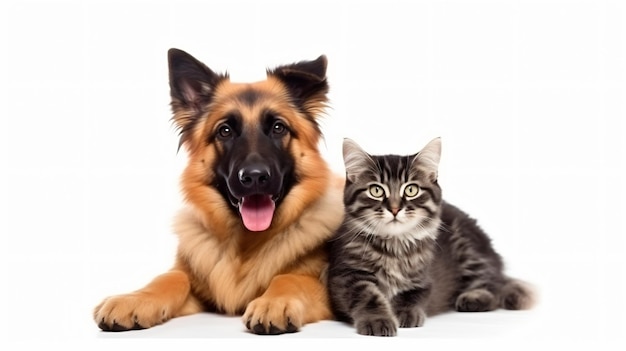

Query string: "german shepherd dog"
[93, 49, 345, 334]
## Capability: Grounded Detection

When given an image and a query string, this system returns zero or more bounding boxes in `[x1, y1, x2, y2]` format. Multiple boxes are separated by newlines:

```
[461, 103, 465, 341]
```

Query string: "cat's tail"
[500, 277, 537, 310]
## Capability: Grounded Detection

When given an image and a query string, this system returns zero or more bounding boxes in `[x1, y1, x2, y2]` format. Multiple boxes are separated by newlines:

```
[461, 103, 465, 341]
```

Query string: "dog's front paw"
[93, 293, 171, 332]
[242, 296, 302, 335]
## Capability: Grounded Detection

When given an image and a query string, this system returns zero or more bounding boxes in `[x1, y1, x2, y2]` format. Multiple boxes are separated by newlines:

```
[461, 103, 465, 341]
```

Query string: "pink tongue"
[239, 195, 276, 232]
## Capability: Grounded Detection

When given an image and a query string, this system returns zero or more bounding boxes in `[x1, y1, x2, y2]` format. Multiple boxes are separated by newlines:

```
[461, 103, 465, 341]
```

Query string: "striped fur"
[327, 138, 535, 337]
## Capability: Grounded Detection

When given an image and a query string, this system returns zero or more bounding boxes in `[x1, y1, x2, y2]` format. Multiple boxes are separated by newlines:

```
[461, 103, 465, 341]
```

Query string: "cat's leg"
[442, 204, 536, 312]
[448, 230, 503, 312]
[500, 277, 537, 310]
[450, 233, 536, 311]
[456, 276, 536, 311]
[440, 208, 505, 312]
[392, 287, 430, 328]
[453, 252, 506, 312]
[455, 287, 498, 312]
[351, 287, 398, 337]
[329, 273, 398, 336]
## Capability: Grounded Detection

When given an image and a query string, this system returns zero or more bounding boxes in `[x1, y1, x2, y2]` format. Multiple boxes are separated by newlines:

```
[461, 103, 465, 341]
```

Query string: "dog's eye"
[217, 124, 233, 139]
[272, 121, 287, 135]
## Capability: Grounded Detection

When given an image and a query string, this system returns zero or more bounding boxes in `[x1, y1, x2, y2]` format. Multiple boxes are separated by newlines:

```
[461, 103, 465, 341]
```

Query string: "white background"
[1, 0, 625, 349]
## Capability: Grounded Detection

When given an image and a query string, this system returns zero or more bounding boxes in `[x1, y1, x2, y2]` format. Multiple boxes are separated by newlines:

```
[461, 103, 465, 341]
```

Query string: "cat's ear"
[414, 137, 442, 182]
[343, 138, 373, 183]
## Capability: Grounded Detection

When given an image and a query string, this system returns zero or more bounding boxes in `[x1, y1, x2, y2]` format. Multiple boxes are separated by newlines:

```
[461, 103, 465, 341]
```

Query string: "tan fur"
[93, 58, 345, 333]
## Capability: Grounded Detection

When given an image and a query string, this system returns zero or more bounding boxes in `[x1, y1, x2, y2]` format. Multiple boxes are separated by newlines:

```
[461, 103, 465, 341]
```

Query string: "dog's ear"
[267, 55, 329, 117]
[168, 49, 228, 150]
[168, 48, 227, 113]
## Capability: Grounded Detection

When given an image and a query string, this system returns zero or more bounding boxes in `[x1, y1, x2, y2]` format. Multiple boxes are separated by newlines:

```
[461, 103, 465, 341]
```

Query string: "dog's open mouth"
[239, 194, 276, 232]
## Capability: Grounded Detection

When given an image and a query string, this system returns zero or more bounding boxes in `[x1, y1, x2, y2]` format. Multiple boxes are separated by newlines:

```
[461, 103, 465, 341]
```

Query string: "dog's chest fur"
[173, 182, 344, 314]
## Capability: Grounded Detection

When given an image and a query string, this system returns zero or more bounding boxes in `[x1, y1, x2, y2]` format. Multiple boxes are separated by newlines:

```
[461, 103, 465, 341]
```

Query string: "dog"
[93, 49, 345, 335]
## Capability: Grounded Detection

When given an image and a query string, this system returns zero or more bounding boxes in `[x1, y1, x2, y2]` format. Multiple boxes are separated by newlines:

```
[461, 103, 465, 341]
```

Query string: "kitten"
[326, 137, 535, 337]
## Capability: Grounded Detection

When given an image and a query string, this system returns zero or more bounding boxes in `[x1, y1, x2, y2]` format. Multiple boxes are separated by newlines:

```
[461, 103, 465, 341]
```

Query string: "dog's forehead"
[216, 78, 287, 105]
[210, 78, 293, 124]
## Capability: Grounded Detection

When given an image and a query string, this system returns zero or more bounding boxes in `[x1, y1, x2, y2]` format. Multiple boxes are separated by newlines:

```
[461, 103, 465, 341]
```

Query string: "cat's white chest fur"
[379, 212, 440, 241]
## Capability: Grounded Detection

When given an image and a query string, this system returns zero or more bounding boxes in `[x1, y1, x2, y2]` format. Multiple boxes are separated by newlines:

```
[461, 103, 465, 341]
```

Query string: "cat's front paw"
[355, 316, 398, 337]
[397, 307, 426, 328]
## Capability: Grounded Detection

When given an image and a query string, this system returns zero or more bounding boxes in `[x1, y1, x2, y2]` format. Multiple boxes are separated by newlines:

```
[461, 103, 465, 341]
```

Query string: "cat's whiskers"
[341, 214, 380, 249]
[415, 219, 439, 241]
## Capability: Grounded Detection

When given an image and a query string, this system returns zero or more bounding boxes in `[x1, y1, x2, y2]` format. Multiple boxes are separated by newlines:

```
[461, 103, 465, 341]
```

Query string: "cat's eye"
[403, 183, 420, 199]
[368, 184, 385, 199]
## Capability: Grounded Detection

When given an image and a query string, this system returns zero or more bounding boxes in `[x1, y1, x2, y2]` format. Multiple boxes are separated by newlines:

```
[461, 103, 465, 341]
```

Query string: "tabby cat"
[326, 137, 535, 337]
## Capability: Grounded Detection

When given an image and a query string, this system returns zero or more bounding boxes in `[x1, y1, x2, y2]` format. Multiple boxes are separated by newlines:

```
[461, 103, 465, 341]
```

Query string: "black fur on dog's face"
[168, 49, 329, 232]
[211, 108, 297, 231]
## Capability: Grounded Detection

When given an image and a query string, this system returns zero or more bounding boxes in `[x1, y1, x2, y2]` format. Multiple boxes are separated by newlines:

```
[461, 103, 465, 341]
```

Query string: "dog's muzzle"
[227, 155, 283, 232]
[236, 163, 276, 231]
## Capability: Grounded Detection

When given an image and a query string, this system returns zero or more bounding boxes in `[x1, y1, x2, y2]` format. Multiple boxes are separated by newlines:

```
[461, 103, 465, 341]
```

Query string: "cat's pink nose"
[391, 208, 400, 216]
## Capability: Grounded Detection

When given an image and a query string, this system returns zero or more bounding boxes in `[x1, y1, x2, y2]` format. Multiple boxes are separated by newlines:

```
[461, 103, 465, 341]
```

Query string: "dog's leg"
[94, 270, 201, 331]
[242, 273, 332, 335]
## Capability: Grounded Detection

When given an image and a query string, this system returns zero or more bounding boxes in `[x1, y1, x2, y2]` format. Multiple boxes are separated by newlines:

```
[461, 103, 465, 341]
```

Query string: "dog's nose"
[238, 165, 271, 188]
